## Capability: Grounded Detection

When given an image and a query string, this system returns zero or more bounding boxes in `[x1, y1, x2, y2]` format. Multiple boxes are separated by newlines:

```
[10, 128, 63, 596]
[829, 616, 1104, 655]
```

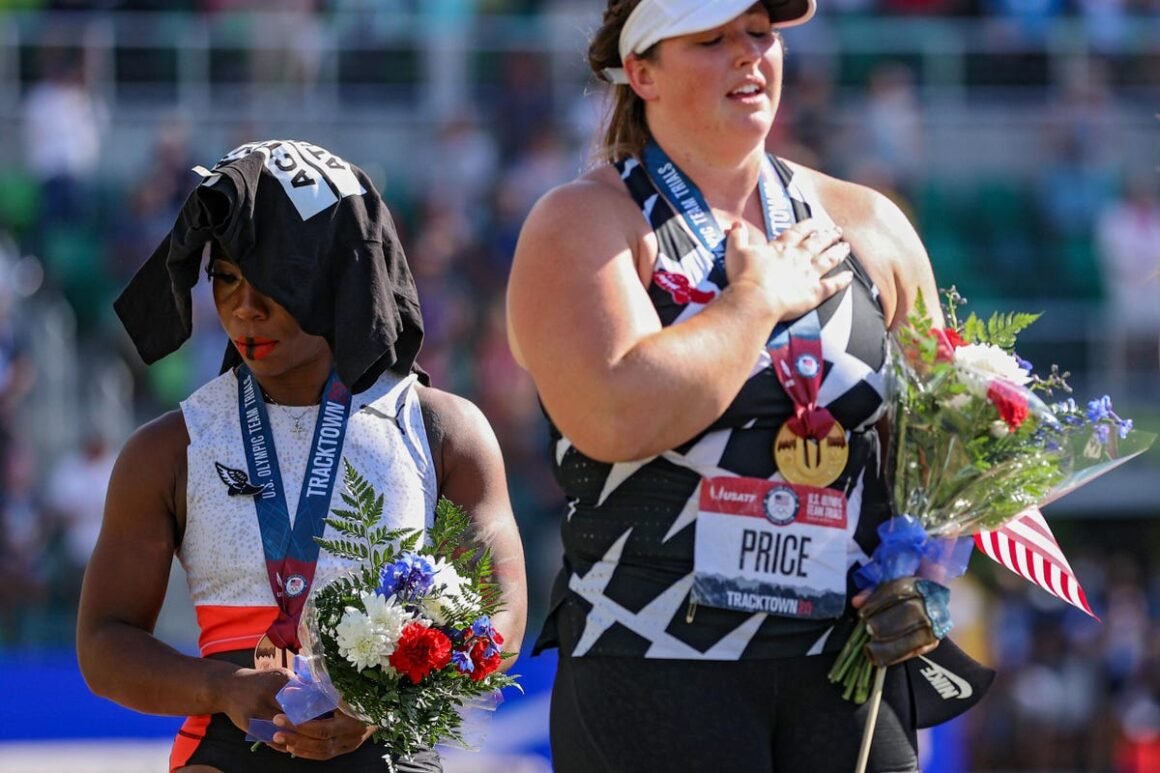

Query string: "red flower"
[987, 380, 1029, 431]
[932, 327, 966, 363]
[467, 638, 503, 682]
[389, 623, 452, 684]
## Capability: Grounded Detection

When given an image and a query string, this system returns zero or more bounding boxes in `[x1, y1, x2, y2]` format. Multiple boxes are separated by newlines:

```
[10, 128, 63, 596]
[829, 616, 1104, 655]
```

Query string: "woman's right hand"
[217, 666, 293, 734]
[724, 217, 853, 321]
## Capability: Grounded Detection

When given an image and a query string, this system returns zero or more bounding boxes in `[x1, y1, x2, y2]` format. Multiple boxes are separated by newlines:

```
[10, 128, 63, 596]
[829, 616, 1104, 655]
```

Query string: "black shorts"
[175, 712, 443, 772]
[549, 652, 918, 773]
[174, 710, 440, 770]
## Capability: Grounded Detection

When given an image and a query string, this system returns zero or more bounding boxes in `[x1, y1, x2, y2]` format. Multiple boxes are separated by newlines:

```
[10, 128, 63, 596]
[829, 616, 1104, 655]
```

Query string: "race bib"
[692, 476, 848, 619]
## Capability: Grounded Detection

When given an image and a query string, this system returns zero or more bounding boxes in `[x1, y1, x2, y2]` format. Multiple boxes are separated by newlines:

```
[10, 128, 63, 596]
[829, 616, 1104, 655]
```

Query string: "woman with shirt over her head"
[77, 140, 527, 772]
[507, 2, 989, 771]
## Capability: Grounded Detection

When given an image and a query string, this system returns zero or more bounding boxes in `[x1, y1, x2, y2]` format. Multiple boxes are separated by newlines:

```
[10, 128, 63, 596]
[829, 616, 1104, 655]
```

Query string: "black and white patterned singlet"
[534, 156, 893, 661]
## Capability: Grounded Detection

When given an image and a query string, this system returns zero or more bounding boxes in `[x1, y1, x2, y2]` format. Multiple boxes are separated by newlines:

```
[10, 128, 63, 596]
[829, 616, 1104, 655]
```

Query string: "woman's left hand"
[269, 710, 375, 760]
[851, 577, 952, 667]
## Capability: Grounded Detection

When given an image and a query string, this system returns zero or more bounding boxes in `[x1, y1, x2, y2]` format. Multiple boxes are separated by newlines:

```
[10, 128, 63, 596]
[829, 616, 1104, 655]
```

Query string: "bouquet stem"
[855, 666, 888, 773]
[827, 619, 877, 703]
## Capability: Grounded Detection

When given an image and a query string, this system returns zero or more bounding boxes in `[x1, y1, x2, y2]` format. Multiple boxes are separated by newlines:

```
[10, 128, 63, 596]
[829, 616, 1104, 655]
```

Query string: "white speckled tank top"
[179, 369, 436, 656]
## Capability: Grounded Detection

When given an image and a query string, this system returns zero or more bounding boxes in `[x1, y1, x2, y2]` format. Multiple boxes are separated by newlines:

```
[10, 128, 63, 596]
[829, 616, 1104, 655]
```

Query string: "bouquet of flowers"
[269, 461, 518, 769]
[827, 289, 1154, 704]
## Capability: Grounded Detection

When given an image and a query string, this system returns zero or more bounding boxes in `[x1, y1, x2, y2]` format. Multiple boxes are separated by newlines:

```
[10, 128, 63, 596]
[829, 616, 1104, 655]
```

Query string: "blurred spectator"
[1095, 170, 1160, 390]
[982, 0, 1065, 45]
[408, 203, 478, 393]
[860, 62, 924, 197]
[491, 51, 554, 162]
[1077, 0, 1130, 55]
[108, 119, 199, 282]
[0, 445, 48, 645]
[248, 0, 324, 97]
[425, 109, 501, 231]
[22, 46, 106, 234]
[0, 269, 36, 501]
[485, 124, 573, 276]
[775, 65, 836, 171]
[1033, 133, 1117, 297]
[1115, 630, 1160, 772]
[42, 431, 116, 600]
[1045, 60, 1121, 171]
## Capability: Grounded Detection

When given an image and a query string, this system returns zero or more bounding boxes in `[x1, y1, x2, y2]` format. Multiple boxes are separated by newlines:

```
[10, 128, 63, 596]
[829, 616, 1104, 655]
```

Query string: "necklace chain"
[286, 406, 314, 434]
[262, 389, 315, 434]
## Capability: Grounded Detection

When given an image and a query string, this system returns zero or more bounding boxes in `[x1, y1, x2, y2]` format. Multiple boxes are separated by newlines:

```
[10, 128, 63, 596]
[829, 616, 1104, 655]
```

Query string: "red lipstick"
[235, 337, 278, 361]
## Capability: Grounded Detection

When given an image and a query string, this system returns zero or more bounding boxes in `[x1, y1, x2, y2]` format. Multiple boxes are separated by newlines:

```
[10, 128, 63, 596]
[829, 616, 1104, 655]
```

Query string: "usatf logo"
[214, 462, 264, 497]
[763, 485, 800, 526]
[284, 574, 308, 598]
[917, 656, 973, 700]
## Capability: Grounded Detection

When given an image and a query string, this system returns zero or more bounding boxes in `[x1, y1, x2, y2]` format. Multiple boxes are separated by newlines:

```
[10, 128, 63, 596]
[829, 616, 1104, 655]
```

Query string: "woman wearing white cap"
[508, 1, 985, 771]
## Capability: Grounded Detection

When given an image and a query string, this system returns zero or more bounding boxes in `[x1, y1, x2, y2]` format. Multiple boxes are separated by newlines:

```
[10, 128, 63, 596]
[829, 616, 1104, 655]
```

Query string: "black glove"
[858, 577, 952, 668]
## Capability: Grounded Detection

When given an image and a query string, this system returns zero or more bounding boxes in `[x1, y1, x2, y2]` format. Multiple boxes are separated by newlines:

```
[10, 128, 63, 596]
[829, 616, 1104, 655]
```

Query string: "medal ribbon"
[642, 141, 834, 441]
[767, 316, 836, 441]
[236, 364, 352, 651]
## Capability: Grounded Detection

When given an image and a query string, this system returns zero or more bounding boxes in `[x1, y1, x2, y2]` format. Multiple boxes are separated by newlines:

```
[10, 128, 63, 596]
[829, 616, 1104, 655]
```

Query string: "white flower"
[953, 343, 1031, 386]
[360, 591, 408, 664]
[941, 393, 972, 411]
[419, 558, 479, 626]
[334, 608, 387, 672]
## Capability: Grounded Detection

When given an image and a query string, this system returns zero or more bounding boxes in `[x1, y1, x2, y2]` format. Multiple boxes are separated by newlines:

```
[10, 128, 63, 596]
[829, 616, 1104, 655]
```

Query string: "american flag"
[974, 507, 1098, 619]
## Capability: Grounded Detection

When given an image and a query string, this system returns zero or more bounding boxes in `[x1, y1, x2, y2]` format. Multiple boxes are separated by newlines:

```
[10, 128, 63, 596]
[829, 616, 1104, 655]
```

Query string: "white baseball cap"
[604, 0, 817, 84]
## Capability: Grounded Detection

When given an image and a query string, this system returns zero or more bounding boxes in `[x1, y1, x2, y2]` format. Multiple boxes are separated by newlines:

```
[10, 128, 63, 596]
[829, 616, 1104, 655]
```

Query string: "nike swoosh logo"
[917, 655, 973, 700]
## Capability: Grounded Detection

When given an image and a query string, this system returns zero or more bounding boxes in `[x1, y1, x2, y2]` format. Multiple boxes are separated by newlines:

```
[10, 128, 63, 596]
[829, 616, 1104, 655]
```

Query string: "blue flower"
[1095, 424, 1111, 445]
[1118, 419, 1134, 439]
[452, 649, 474, 674]
[376, 554, 435, 600]
[1015, 354, 1033, 372]
[1086, 396, 1113, 423]
[471, 616, 494, 639]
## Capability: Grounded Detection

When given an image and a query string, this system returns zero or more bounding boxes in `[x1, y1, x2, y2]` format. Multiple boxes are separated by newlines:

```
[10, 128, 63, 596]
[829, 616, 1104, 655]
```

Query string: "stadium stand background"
[0, 1, 1157, 770]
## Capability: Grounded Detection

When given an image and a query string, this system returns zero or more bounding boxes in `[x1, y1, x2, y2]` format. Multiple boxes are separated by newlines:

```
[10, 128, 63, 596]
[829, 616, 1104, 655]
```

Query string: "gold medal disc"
[254, 634, 292, 671]
[773, 419, 849, 488]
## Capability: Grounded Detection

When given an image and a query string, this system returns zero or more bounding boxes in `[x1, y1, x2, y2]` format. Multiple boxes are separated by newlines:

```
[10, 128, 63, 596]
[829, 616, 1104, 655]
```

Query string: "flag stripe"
[978, 532, 998, 562]
[974, 508, 1097, 619]
[1049, 562, 1066, 600]
[1014, 539, 1032, 581]
[1007, 509, 1075, 570]
[1032, 550, 1049, 592]
[1005, 519, 1071, 569]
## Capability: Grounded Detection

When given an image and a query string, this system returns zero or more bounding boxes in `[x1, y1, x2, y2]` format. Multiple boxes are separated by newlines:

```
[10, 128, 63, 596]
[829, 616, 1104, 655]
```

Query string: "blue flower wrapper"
[245, 719, 279, 744]
[277, 654, 343, 726]
[245, 654, 343, 745]
[854, 516, 973, 592]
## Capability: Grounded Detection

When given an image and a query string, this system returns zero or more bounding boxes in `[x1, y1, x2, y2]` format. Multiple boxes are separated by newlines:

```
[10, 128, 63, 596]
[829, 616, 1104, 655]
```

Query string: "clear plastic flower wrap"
[827, 292, 1155, 703]
[265, 461, 519, 770]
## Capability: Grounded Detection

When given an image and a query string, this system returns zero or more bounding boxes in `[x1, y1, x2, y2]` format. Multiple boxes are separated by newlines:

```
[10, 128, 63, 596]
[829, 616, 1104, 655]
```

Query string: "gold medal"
[254, 634, 292, 671]
[773, 419, 849, 488]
